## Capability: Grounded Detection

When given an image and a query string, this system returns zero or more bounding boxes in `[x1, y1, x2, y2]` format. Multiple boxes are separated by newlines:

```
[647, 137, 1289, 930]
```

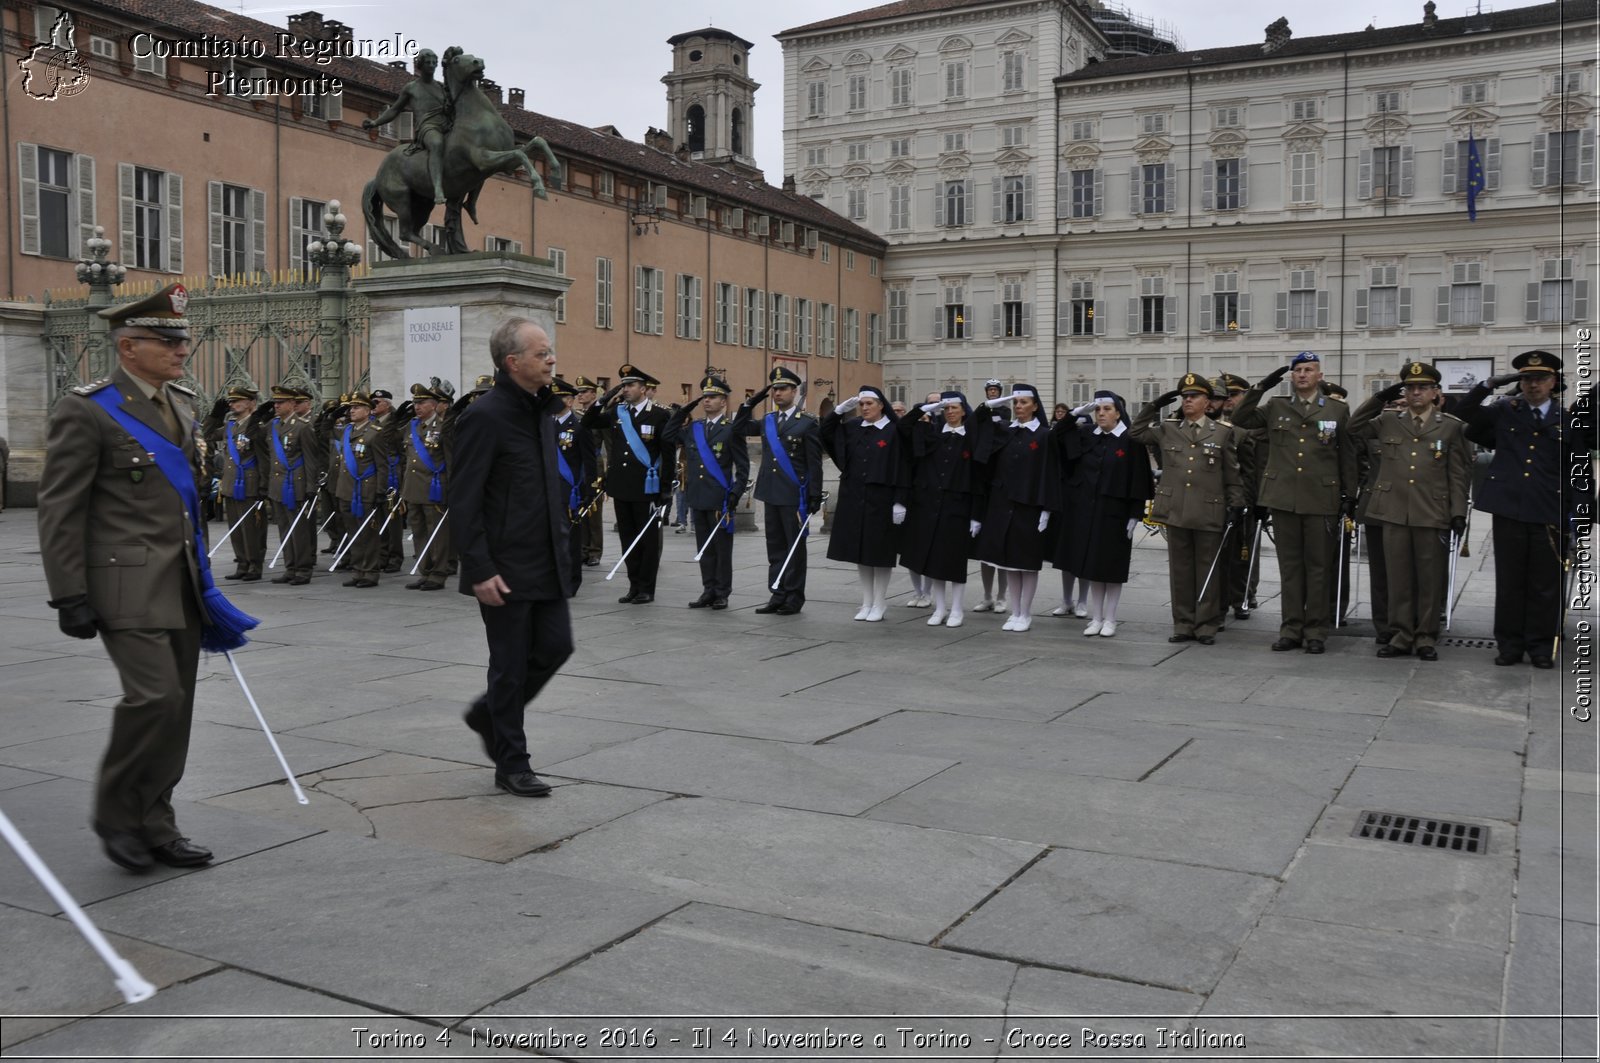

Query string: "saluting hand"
[473, 574, 512, 607]
[1259, 365, 1291, 389]
[1152, 390, 1181, 408]
[1487, 372, 1523, 389]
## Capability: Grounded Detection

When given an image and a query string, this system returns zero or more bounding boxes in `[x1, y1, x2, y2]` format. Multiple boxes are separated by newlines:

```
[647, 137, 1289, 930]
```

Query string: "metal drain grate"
[1352, 811, 1489, 854]
[1438, 637, 1496, 649]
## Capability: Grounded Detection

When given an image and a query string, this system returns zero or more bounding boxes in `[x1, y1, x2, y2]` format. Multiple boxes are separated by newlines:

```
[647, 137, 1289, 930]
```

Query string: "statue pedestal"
[353, 253, 571, 394]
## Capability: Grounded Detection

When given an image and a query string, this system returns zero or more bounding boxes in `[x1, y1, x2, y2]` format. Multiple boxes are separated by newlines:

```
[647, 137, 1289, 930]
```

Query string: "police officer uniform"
[581, 363, 673, 603]
[1220, 373, 1265, 619]
[551, 377, 596, 596]
[1349, 362, 1472, 660]
[371, 389, 405, 574]
[214, 384, 268, 581]
[734, 366, 823, 614]
[331, 392, 387, 587]
[664, 375, 749, 609]
[1131, 373, 1245, 643]
[571, 376, 605, 567]
[400, 381, 453, 591]
[267, 383, 324, 584]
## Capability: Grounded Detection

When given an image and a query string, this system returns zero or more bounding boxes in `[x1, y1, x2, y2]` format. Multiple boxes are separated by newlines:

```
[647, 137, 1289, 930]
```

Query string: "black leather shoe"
[406, 579, 427, 590]
[1532, 656, 1555, 669]
[149, 837, 213, 868]
[1304, 640, 1326, 655]
[1376, 644, 1411, 658]
[100, 830, 153, 872]
[1233, 607, 1250, 620]
[1417, 646, 1438, 661]
[1168, 634, 1196, 643]
[382, 564, 402, 574]
[320, 545, 336, 554]
[631, 593, 654, 604]
[710, 598, 728, 610]
[1197, 635, 1216, 646]
[1271, 638, 1302, 652]
[240, 572, 261, 582]
[754, 602, 782, 614]
[353, 578, 378, 588]
[224, 570, 245, 580]
[583, 558, 600, 567]
[617, 591, 638, 604]
[1376, 631, 1394, 645]
[463, 706, 494, 762]
[494, 770, 552, 797]
[774, 603, 801, 615]
[419, 582, 445, 591]
[271, 573, 293, 584]
[288, 576, 311, 586]
[688, 595, 714, 609]
[343, 578, 361, 587]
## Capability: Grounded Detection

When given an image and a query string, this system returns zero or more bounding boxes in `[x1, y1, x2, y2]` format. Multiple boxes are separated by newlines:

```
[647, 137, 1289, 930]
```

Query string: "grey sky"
[249, 0, 1452, 179]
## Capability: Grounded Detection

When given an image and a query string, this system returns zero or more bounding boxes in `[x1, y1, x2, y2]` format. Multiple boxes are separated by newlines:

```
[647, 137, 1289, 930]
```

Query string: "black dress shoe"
[754, 602, 782, 614]
[583, 558, 600, 567]
[406, 579, 427, 590]
[1168, 634, 1196, 643]
[149, 838, 213, 868]
[631, 593, 654, 604]
[100, 830, 153, 872]
[774, 603, 801, 615]
[343, 578, 361, 587]
[1376, 631, 1394, 645]
[320, 546, 336, 554]
[617, 591, 638, 604]
[688, 595, 714, 609]
[288, 576, 311, 586]
[223, 570, 245, 580]
[1532, 656, 1555, 669]
[1304, 640, 1326, 655]
[352, 578, 378, 588]
[419, 581, 445, 591]
[1233, 607, 1250, 620]
[382, 563, 402, 574]
[1417, 646, 1438, 661]
[271, 573, 293, 584]
[1197, 635, 1216, 645]
[1494, 653, 1522, 666]
[494, 770, 552, 797]
[240, 572, 261, 582]
[710, 598, 728, 610]
[463, 706, 494, 762]
[1271, 638, 1302, 651]
[1376, 644, 1411, 658]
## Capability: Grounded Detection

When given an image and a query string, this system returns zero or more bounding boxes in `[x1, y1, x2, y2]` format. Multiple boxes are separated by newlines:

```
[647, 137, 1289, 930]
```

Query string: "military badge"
[1317, 420, 1338, 444]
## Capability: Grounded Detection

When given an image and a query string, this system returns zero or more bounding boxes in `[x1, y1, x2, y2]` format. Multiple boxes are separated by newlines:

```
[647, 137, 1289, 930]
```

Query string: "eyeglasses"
[131, 334, 190, 350]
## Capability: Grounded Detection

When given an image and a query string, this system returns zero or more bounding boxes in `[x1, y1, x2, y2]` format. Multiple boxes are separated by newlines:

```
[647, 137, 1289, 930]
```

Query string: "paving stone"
[1501, 914, 1599, 1059]
[1359, 739, 1524, 776]
[1200, 916, 1504, 1057]
[85, 832, 682, 1021]
[0, 764, 53, 790]
[544, 729, 955, 814]
[0, 656, 126, 702]
[943, 849, 1278, 993]
[1379, 697, 1531, 752]
[0, 777, 321, 915]
[1332, 763, 1524, 823]
[532, 797, 1040, 940]
[1063, 692, 1384, 741]
[1142, 733, 1363, 801]
[203, 779, 378, 837]
[999, 965, 1202, 1058]
[0, 904, 220, 1048]
[1269, 842, 1513, 948]
[549, 684, 899, 743]
[1243, 672, 1401, 714]
[866, 762, 1324, 876]
[1517, 788, 1598, 924]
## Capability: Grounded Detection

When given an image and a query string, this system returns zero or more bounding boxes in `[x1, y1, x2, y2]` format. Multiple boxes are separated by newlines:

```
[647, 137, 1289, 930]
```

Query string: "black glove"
[1450, 515, 1467, 535]
[1340, 497, 1357, 519]
[1259, 365, 1291, 389]
[683, 395, 704, 410]
[1378, 382, 1405, 404]
[1319, 380, 1348, 399]
[749, 385, 772, 406]
[1226, 506, 1247, 526]
[50, 594, 98, 640]
[600, 384, 624, 406]
[1252, 506, 1272, 525]
[1153, 390, 1181, 408]
[1487, 372, 1522, 389]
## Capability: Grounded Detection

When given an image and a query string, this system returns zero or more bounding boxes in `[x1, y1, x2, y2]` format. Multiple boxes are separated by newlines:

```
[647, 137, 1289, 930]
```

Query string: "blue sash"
[618, 405, 660, 494]
[764, 412, 808, 525]
[270, 418, 303, 508]
[88, 388, 258, 653]
[555, 427, 581, 512]
[224, 419, 256, 501]
[340, 425, 377, 518]
[409, 420, 446, 504]
[693, 420, 734, 533]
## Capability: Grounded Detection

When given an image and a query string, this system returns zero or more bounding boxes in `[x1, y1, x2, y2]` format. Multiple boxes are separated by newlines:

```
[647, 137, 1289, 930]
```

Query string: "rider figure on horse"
[363, 49, 453, 206]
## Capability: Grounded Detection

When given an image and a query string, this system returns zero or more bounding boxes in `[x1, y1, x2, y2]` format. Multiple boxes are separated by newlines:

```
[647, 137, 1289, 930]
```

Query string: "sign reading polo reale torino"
[403, 307, 461, 390]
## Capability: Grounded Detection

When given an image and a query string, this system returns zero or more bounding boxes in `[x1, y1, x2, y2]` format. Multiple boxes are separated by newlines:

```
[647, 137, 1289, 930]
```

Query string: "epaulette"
[794, 411, 815, 420]
[70, 378, 112, 396]
[1441, 411, 1463, 423]
[169, 381, 196, 397]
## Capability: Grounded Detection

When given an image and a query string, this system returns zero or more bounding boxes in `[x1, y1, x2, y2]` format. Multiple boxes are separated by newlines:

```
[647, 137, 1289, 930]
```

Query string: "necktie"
[1533, 407, 1544, 426]
[1413, 415, 1424, 433]
[152, 393, 179, 442]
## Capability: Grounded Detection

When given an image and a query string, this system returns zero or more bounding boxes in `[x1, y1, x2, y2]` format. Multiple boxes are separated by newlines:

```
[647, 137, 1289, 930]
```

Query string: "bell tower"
[663, 28, 762, 179]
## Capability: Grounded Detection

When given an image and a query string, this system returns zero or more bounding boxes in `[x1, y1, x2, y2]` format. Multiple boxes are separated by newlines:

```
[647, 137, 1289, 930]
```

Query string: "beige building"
[0, 3, 886, 401]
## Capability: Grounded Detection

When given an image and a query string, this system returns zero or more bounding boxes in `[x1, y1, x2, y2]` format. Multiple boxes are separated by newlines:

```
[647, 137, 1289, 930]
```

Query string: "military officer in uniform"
[213, 384, 268, 581]
[371, 388, 405, 574]
[1220, 373, 1265, 619]
[332, 391, 387, 587]
[1348, 362, 1472, 660]
[37, 282, 220, 871]
[571, 375, 605, 567]
[582, 363, 672, 603]
[666, 374, 750, 609]
[551, 377, 595, 595]
[267, 382, 324, 585]
[1231, 352, 1357, 654]
[400, 381, 452, 591]
[1131, 374, 1246, 644]
[734, 366, 823, 614]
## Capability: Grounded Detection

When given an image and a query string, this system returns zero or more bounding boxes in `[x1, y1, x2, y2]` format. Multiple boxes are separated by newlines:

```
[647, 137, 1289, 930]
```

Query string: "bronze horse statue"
[362, 46, 561, 259]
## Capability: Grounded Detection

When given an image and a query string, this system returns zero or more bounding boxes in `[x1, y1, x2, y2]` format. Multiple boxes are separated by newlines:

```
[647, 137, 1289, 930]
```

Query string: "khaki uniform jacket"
[215, 412, 265, 501]
[267, 413, 323, 508]
[400, 412, 449, 505]
[331, 419, 387, 507]
[1130, 406, 1245, 532]
[37, 366, 207, 630]
[1348, 397, 1472, 529]
[1231, 388, 1357, 515]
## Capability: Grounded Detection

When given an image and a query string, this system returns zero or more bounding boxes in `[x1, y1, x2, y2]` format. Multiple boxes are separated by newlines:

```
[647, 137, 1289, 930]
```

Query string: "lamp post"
[306, 199, 363, 398]
[75, 226, 127, 380]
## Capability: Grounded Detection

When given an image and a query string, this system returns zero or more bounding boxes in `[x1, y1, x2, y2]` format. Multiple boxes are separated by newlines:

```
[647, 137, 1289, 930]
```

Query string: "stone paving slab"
[1501, 913, 1600, 1059]
[548, 685, 901, 743]
[1379, 697, 1533, 751]
[800, 671, 1086, 723]
[1062, 692, 1386, 741]
[999, 965, 1203, 1058]
[531, 797, 1041, 940]
[0, 903, 220, 1048]
[0, 655, 127, 703]
[84, 832, 683, 1022]
[943, 849, 1279, 993]
[1242, 672, 1403, 714]
[1141, 733, 1365, 801]
[0, 764, 53, 790]
[1517, 787, 1599, 924]
[866, 762, 1325, 876]
[1199, 915, 1504, 1057]
[1330, 763, 1525, 823]
[0, 701, 111, 750]
[0, 777, 321, 915]
[543, 729, 957, 815]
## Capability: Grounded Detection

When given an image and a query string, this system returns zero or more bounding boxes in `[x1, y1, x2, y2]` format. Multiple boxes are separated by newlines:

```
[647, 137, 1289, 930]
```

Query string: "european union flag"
[1466, 128, 1484, 222]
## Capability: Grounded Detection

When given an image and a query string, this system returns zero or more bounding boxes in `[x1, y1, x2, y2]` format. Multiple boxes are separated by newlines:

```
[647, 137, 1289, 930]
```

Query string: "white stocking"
[1013, 571, 1039, 619]
[1088, 581, 1107, 623]
[1102, 582, 1123, 623]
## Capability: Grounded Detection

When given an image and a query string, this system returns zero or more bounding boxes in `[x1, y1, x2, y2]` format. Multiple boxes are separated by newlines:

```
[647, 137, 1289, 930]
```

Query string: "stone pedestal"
[0, 302, 49, 507]
[353, 253, 572, 393]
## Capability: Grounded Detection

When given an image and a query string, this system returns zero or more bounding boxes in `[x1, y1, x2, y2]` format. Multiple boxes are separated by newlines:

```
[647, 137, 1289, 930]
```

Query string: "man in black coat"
[664, 374, 749, 609]
[733, 366, 824, 615]
[449, 318, 573, 798]
[582, 363, 673, 604]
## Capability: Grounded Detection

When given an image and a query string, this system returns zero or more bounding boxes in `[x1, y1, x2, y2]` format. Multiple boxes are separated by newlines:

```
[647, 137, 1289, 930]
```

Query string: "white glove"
[984, 395, 1012, 408]
[1072, 401, 1095, 418]
[892, 503, 907, 525]
[1038, 511, 1050, 533]
[1126, 518, 1138, 539]
[969, 520, 981, 538]
[918, 401, 942, 416]
[835, 396, 860, 415]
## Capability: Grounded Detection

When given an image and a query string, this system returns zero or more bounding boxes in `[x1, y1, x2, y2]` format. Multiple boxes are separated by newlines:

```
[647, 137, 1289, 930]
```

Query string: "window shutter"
[1442, 141, 1458, 194]
[118, 162, 136, 265]
[1484, 137, 1501, 191]
[208, 180, 224, 276]
[675, 274, 685, 337]
[1397, 287, 1411, 326]
[991, 177, 1003, 224]
[1353, 288, 1368, 327]
[325, 93, 342, 122]
[1093, 300, 1106, 335]
[1127, 297, 1140, 334]
[1275, 291, 1289, 330]
[1238, 162, 1249, 208]
[1022, 175, 1034, 221]
[1055, 171, 1071, 219]
[1315, 290, 1330, 330]
[1201, 160, 1215, 210]
[933, 305, 946, 341]
[74, 154, 95, 257]
[288, 196, 305, 272]
[1576, 279, 1590, 321]
[1399, 146, 1414, 197]
[1129, 165, 1141, 215]
[1021, 302, 1032, 337]
[18, 143, 39, 255]
[1435, 285, 1451, 325]
[1165, 297, 1178, 334]
[991, 302, 1002, 338]
[1164, 163, 1176, 212]
[1237, 293, 1251, 331]
[1531, 133, 1548, 188]
[1581, 128, 1597, 185]
[1526, 281, 1543, 322]
[246, 188, 265, 273]
[1481, 283, 1495, 324]
[652, 269, 664, 335]
[1358, 148, 1373, 199]
[964, 179, 975, 224]
[934, 185, 945, 227]
[1199, 296, 1212, 332]
[1056, 300, 1072, 335]
[1092, 169, 1103, 217]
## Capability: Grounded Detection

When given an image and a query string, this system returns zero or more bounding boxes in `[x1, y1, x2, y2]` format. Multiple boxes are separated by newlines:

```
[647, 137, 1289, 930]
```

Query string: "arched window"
[686, 105, 705, 153]
[730, 108, 744, 155]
